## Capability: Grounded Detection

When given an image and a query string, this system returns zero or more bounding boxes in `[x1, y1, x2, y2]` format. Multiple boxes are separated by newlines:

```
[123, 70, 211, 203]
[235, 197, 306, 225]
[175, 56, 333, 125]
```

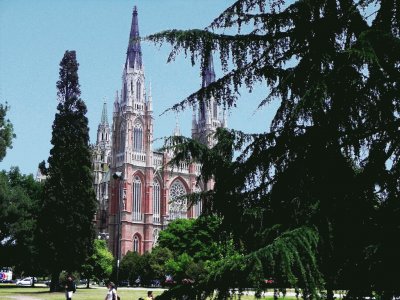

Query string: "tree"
[0, 167, 44, 284]
[148, 0, 400, 298]
[148, 247, 173, 281]
[0, 102, 15, 162]
[38, 50, 97, 292]
[119, 251, 145, 285]
[81, 239, 113, 288]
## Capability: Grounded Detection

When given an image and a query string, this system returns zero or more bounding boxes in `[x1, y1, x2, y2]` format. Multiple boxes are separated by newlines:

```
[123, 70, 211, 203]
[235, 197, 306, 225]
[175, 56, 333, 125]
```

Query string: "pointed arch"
[132, 174, 143, 221]
[133, 121, 143, 152]
[153, 179, 161, 223]
[132, 233, 142, 253]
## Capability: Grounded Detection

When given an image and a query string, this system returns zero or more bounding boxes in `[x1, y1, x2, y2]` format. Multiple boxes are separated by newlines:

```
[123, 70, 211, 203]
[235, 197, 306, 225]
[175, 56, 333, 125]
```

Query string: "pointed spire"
[126, 6, 142, 69]
[101, 98, 108, 125]
[202, 52, 216, 88]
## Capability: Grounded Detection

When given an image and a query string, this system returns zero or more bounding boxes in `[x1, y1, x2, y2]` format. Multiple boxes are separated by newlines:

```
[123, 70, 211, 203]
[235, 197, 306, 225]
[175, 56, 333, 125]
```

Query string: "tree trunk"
[86, 278, 90, 289]
[50, 271, 60, 292]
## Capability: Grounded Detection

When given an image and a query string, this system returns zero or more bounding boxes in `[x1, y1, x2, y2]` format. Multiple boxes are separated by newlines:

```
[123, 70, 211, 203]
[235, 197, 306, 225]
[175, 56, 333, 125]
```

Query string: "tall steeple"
[192, 52, 225, 147]
[126, 6, 142, 70]
[122, 5, 145, 108]
[201, 53, 216, 88]
[97, 100, 111, 146]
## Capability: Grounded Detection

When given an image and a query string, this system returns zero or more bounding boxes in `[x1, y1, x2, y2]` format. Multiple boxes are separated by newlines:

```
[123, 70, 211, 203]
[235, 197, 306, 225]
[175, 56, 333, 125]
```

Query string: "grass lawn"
[0, 285, 164, 300]
[0, 284, 292, 299]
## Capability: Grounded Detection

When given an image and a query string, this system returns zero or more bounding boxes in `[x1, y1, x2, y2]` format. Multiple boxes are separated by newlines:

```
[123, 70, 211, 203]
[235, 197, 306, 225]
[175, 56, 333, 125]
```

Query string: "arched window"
[169, 180, 187, 221]
[153, 180, 161, 223]
[133, 235, 140, 253]
[133, 123, 143, 152]
[136, 81, 141, 101]
[153, 229, 160, 247]
[132, 176, 142, 221]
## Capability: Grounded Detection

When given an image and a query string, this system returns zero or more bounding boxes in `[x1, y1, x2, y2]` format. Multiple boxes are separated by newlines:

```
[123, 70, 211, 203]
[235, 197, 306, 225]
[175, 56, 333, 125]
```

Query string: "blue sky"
[0, 0, 277, 175]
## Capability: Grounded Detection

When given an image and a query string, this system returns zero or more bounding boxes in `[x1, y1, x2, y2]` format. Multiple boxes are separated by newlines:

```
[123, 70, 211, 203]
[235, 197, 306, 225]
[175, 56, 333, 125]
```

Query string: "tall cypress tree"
[38, 50, 96, 291]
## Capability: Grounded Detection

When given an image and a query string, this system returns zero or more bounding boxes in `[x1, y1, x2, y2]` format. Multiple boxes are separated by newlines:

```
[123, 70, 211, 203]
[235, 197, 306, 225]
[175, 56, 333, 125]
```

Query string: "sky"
[0, 0, 277, 176]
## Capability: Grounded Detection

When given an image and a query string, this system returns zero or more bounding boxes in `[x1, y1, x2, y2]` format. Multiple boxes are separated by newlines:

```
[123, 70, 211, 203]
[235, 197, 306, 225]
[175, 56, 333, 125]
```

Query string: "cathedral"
[91, 6, 226, 259]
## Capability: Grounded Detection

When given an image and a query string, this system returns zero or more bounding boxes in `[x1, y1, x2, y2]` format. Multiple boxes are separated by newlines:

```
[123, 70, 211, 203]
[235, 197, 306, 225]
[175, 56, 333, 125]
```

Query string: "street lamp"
[113, 171, 123, 286]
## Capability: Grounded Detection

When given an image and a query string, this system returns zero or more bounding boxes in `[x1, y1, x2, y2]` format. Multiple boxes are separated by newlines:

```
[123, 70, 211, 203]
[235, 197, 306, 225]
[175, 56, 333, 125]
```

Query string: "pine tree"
[149, 0, 400, 298]
[38, 50, 96, 292]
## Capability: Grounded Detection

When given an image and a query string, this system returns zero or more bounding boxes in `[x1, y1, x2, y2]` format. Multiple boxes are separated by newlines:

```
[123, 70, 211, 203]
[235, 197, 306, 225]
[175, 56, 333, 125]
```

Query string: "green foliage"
[81, 239, 113, 286]
[149, 0, 400, 298]
[119, 251, 148, 285]
[149, 247, 173, 280]
[0, 102, 15, 162]
[0, 167, 43, 277]
[38, 50, 97, 291]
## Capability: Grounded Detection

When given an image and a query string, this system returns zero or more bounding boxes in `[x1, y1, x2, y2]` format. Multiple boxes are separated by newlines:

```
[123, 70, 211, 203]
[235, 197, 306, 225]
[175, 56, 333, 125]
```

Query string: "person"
[64, 275, 76, 300]
[105, 281, 118, 300]
[146, 290, 153, 300]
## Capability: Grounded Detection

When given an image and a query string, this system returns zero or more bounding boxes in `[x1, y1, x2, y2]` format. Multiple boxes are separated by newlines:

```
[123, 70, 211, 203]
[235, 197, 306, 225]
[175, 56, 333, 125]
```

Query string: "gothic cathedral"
[92, 6, 226, 258]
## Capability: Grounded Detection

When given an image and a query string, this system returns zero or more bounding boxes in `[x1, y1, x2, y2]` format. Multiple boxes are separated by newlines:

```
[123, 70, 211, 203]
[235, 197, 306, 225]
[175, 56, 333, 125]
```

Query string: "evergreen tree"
[38, 50, 96, 292]
[149, 0, 400, 298]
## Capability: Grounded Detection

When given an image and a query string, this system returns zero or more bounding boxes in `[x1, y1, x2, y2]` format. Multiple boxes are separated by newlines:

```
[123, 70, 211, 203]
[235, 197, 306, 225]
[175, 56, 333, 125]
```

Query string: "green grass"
[0, 284, 291, 299]
[0, 285, 163, 300]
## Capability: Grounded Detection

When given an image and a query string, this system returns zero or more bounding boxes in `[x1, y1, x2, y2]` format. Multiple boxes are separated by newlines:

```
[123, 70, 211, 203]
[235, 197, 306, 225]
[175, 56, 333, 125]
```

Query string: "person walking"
[65, 275, 76, 300]
[105, 281, 118, 300]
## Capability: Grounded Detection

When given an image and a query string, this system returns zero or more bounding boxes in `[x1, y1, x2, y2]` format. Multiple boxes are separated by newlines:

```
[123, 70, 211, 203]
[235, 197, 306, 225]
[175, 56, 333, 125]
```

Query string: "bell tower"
[110, 5, 155, 258]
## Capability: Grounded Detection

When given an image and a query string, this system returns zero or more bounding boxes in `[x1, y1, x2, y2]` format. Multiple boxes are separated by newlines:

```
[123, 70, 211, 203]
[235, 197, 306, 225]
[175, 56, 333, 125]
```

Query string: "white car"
[16, 277, 36, 286]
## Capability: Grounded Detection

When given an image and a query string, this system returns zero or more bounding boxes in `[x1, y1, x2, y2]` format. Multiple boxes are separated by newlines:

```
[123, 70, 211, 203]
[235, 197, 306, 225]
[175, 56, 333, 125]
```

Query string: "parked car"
[16, 277, 37, 286]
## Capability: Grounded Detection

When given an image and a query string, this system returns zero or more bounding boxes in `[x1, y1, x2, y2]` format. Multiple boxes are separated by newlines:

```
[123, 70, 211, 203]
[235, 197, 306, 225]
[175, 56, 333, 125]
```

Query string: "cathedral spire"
[126, 6, 142, 69]
[202, 53, 216, 88]
[101, 99, 108, 125]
